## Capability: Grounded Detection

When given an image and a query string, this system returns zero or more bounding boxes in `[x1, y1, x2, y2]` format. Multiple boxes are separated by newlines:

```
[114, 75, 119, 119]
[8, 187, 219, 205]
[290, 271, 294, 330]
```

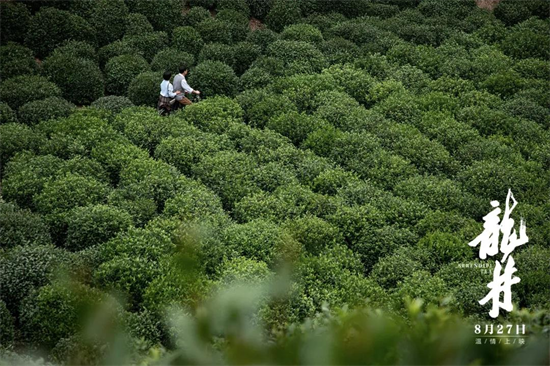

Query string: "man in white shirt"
[173, 65, 200, 106]
[158, 71, 180, 112]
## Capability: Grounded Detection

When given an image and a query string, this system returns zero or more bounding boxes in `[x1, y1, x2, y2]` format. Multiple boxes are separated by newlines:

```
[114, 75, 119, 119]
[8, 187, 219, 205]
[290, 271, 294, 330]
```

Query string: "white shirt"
[160, 80, 177, 97]
[180, 74, 194, 94]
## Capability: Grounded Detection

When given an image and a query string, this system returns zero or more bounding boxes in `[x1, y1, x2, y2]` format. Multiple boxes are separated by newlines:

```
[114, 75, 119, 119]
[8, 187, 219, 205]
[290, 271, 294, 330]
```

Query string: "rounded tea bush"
[183, 6, 210, 27]
[20, 282, 105, 349]
[50, 40, 98, 63]
[0, 124, 46, 170]
[247, 29, 279, 53]
[239, 67, 272, 91]
[198, 43, 235, 68]
[266, 0, 302, 33]
[89, 0, 129, 46]
[125, 13, 154, 36]
[91, 96, 134, 115]
[122, 31, 169, 62]
[267, 40, 327, 75]
[128, 0, 184, 33]
[0, 43, 37, 80]
[105, 54, 150, 96]
[1, 2, 31, 44]
[0, 75, 62, 110]
[127, 72, 163, 107]
[24, 7, 96, 59]
[232, 42, 262, 76]
[98, 40, 142, 69]
[0, 202, 51, 249]
[18, 97, 75, 126]
[65, 204, 133, 251]
[196, 18, 233, 44]
[216, 9, 250, 42]
[42, 54, 104, 105]
[0, 103, 17, 124]
[218, 0, 250, 16]
[281, 23, 324, 44]
[188, 61, 239, 97]
[150, 48, 195, 74]
[0, 244, 73, 314]
[0, 299, 14, 349]
[172, 26, 204, 56]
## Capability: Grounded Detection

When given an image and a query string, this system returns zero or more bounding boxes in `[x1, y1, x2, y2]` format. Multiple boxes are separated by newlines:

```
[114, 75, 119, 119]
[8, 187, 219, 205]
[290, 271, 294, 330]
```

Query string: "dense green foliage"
[1, 1, 549, 364]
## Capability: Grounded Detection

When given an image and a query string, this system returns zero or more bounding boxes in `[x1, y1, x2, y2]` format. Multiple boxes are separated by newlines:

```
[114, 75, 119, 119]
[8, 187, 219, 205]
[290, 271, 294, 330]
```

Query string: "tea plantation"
[0, 0, 549, 364]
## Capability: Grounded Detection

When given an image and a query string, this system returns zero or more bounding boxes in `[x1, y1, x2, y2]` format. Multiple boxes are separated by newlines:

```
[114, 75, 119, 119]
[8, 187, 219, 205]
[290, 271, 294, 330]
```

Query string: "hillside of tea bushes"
[0, 0, 549, 364]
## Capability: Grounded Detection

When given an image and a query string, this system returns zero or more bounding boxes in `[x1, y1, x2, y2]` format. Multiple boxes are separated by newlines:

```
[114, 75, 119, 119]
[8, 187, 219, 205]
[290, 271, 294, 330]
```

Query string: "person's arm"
[181, 77, 197, 94]
[168, 82, 177, 98]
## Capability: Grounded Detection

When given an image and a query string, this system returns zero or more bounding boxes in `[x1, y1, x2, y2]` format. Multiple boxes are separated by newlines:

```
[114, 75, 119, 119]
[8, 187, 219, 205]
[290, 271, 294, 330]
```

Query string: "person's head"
[163, 71, 172, 81]
[179, 65, 188, 76]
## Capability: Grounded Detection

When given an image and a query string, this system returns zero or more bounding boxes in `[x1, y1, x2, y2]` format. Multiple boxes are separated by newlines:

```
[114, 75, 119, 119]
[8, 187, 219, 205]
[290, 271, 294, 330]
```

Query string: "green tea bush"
[221, 219, 298, 267]
[267, 40, 327, 75]
[480, 70, 525, 98]
[0, 103, 17, 124]
[90, 0, 129, 46]
[250, 55, 286, 76]
[127, 0, 183, 33]
[1, 153, 64, 209]
[0, 75, 62, 110]
[266, 0, 301, 32]
[155, 133, 232, 176]
[105, 54, 150, 95]
[50, 40, 98, 63]
[0, 202, 51, 249]
[514, 245, 550, 308]
[97, 40, 142, 69]
[494, 0, 548, 26]
[418, 231, 473, 267]
[371, 247, 428, 289]
[172, 26, 204, 56]
[42, 54, 104, 105]
[282, 215, 343, 255]
[95, 227, 174, 307]
[127, 72, 162, 107]
[502, 97, 549, 127]
[181, 95, 244, 133]
[196, 18, 233, 44]
[216, 257, 271, 287]
[122, 31, 169, 62]
[20, 282, 105, 349]
[0, 244, 72, 314]
[217, 9, 250, 42]
[322, 64, 374, 106]
[0, 124, 45, 171]
[281, 23, 323, 44]
[304, 12, 347, 33]
[237, 89, 297, 128]
[91, 96, 134, 115]
[0, 43, 37, 80]
[267, 111, 327, 145]
[187, 0, 216, 8]
[247, 29, 279, 53]
[320, 37, 360, 65]
[247, 0, 273, 20]
[501, 18, 550, 60]
[457, 159, 541, 202]
[151, 48, 195, 74]
[18, 97, 74, 126]
[232, 42, 262, 76]
[183, 6, 210, 27]
[416, 112, 480, 153]
[513, 58, 550, 80]
[198, 43, 235, 68]
[0, 2, 30, 44]
[239, 67, 272, 90]
[188, 60, 238, 97]
[65, 204, 133, 251]
[24, 7, 96, 59]
[125, 13, 154, 36]
[34, 173, 111, 216]
[193, 151, 260, 209]
[270, 73, 334, 112]
[396, 270, 451, 309]
[118, 158, 182, 210]
[0, 300, 14, 349]
[218, 0, 250, 16]
[163, 186, 227, 223]
[292, 245, 387, 321]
